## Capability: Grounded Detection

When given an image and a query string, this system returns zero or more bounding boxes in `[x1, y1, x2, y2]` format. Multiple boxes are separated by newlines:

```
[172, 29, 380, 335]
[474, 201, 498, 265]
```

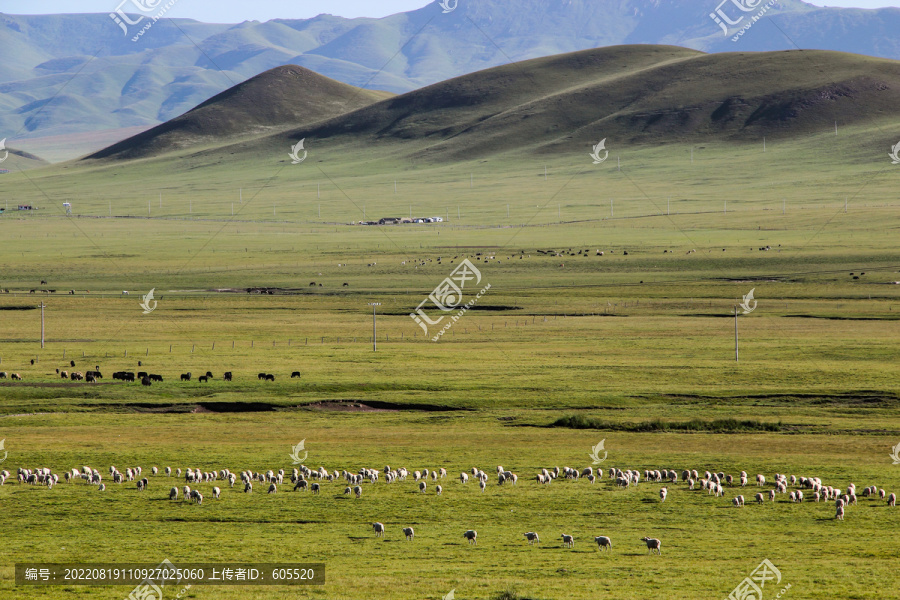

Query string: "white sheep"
[169, 487, 178, 500]
[98, 484, 106, 491]
[372, 522, 385, 537]
[523, 532, 540, 545]
[165, 466, 172, 476]
[889, 493, 896, 508]
[659, 487, 668, 502]
[436, 485, 443, 495]
[755, 492, 764, 504]
[311, 483, 321, 495]
[268, 483, 277, 494]
[419, 481, 427, 493]
[641, 537, 662, 555]
[460, 473, 469, 484]
[194, 492, 203, 505]
[560, 534, 574, 548]
[594, 536, 612, 552]
[836, 505, 845, 520]
[402, 527, 415, 541]
[463, 530, 477, 545]
[151, 467, 158, 475]
[479, 480, 486, 493]
[733, 495, 745, 507]
[354, 485, 362, 498]
[244, 481, 252, 493]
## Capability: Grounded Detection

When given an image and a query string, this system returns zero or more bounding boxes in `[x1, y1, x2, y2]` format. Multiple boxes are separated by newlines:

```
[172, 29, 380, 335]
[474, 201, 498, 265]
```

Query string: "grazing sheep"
[889, 493, 897, 508]
[212, 487, 220, 499]
[768, 490, 776, 501]
[463, 530, 477, 545]
[836, 505, 845, 520]
[98, 484, 106, 491]
[560, 534, 575, 548]
[354, 485, 362, 498]
[419, 481, 427, 493]
[268, 483, 277, 494]
[641, 537, 662, 555]
[460, 473, 469, 484]
[372, 522, 385, 537]
[523, 532, 540, 545]
[169, 487, 178, 500]
[244, 482, 253, 493]
[594, 536, 612, 552]
[402, 527, 415, 541]
[311, 483, 320, 495]
[164, 467, 171, 476]
[755, 492, 765, 504]
[194, 492, 203, 505]
[733, 495, 745, 507]
[659, 487, 668, 502]
[436, 485, 443, 495]
[479, 480, 486, 493]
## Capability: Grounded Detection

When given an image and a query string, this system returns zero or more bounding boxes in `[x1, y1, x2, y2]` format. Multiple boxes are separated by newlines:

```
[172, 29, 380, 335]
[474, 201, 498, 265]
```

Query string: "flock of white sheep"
[4, 460, 894, 554]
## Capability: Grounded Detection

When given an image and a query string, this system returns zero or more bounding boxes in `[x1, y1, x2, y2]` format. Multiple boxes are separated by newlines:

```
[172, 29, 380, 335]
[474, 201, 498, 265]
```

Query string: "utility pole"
[40, 302, 46, 348]
[368, 303, 381, 352]
[734, 306, 739, 362]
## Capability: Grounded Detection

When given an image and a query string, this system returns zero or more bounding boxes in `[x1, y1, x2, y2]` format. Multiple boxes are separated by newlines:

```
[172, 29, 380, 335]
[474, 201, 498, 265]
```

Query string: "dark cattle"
[181, 373, 191, 382]
[86, 370, 102, 380]
[112, 371, 126, 381]
[69, 290, 75, 295]
[138, 371, 148, 379]
[138, 361, 142, 367]
[149, 374, 163, 382]
[265, 374, 275, 382]
[70, 360, 75, 367]
[56, 368, 59, 374]
[343, 283, 349, 287]
[258, 373, 266, 380]
[30, 290, 35, 294]
[49, 290, 56, 293]
[205, 371, 213, 379]
[30, 359, 35, 365]
[86, 375, 96, 383]
[291, 372, 301, 378]
[124, 373, 136, 382]
[141, 377, 152, 386]
[198, 376, 208, 383]
[223, 372, 232, 382]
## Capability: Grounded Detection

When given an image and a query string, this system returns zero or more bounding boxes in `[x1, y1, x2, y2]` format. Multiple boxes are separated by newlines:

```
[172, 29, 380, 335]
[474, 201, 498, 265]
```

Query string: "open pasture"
[1, 131, 899, 599]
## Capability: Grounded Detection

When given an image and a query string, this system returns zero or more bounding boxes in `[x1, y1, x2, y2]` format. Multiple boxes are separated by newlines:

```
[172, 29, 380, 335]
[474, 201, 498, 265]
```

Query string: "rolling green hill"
[88, 65, 393, 160]
[83, 45, 900, 166]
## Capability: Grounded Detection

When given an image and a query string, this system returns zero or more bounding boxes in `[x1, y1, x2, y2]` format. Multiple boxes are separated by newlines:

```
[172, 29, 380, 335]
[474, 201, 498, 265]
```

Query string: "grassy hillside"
[79, 46, 900, 168]
[88, 65, 393, 160]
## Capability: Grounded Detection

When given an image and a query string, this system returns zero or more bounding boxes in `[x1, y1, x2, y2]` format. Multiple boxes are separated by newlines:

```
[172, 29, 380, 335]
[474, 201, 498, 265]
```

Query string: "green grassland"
[0, 123, 899, 599]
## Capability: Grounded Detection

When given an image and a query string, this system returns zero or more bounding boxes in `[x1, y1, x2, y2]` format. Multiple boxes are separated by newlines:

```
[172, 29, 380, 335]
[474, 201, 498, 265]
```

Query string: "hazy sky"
[3, 0, 898, 22]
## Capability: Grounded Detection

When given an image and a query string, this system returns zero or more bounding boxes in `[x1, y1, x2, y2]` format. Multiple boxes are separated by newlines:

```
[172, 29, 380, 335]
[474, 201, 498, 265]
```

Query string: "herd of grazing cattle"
[0, 364, 303, 386]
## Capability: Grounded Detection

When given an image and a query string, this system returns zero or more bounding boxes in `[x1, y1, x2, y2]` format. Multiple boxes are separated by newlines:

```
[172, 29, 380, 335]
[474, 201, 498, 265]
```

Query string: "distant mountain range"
[85, 45, 900, 166]
[3, 0, 900, 151]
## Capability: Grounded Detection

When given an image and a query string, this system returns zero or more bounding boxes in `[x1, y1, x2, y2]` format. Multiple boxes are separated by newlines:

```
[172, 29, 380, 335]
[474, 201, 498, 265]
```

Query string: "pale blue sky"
[2, 0, 898, 22]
